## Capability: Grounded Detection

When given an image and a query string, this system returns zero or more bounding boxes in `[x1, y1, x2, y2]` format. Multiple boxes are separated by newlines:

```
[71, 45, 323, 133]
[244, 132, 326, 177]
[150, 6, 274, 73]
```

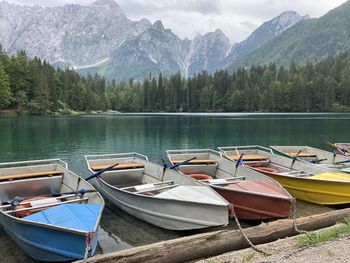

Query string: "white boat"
[0, 159, 104, 262]
[85, 153, 229, 230]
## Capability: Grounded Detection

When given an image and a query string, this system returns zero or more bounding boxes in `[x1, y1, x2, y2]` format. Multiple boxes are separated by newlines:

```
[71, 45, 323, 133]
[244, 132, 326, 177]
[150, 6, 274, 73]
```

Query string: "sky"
[6, 0, 348, 43]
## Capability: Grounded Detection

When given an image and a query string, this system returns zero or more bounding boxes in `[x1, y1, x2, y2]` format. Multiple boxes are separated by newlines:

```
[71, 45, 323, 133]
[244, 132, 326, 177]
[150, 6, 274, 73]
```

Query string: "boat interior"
[85, 153, 202, 197]
[218, 146, 315, 178]
[0, 160, 99, 218]
[165, 149, 280, 186]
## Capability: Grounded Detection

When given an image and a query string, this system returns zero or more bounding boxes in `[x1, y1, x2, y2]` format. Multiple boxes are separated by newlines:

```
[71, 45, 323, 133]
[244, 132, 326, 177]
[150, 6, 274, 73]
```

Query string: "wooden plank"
[91, 163, 145, 171]
[227, 154, 268, 161]
[75, 207, 350, 263]
[172, 159, 217, 165]
[0, 171, 63, 181]
[287, 152, 317, 158]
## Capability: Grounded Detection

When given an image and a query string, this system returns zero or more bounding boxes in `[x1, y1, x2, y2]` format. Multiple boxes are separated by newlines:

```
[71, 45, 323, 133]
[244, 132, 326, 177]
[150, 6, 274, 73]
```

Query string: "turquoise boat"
[0, 159, 104, 262]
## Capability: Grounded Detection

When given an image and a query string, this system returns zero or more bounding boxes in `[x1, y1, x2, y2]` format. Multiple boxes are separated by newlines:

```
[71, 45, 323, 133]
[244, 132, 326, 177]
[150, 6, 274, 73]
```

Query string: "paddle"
[309, 158, 327, 164]
[85, 162, 119, 181]
[169, 157, 197, 170]
[234, 153, 244, 176]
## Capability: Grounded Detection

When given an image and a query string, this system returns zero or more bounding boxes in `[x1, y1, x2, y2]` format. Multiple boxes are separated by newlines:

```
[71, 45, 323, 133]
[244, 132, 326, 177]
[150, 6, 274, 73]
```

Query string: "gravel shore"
[198, 224, 350, 263]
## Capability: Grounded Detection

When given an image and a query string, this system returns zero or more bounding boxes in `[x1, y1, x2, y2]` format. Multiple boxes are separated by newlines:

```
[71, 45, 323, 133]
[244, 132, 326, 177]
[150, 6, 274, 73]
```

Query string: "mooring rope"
[230, 205, 270, 255]
[291, 201, 311, 238]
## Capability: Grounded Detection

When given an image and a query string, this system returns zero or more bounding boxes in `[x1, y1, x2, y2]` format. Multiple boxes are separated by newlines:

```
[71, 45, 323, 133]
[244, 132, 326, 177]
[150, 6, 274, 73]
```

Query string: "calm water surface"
[0, 113, 348, 262]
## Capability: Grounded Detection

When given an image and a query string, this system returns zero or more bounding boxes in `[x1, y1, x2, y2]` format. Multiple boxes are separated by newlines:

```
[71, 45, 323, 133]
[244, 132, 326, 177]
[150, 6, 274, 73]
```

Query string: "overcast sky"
[6, 0, 347, 43]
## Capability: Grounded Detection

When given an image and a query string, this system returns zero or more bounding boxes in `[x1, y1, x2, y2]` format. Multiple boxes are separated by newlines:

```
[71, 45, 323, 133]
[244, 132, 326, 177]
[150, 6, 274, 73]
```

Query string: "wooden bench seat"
[91, 162, 145, 171]
[0, 171, 63, 181]
[172, 159, 217, 165]
[227, 154, 268, 161]
[286, 152, 317, 158]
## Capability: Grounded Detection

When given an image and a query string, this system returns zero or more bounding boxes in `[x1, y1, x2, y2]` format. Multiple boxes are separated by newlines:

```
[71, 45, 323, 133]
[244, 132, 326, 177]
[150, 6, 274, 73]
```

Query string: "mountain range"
[0, 0, 348, 81]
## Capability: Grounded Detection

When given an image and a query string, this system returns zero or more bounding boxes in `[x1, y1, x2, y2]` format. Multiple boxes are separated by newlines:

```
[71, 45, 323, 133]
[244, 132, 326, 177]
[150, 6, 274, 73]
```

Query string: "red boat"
[166, 149, 294, 220]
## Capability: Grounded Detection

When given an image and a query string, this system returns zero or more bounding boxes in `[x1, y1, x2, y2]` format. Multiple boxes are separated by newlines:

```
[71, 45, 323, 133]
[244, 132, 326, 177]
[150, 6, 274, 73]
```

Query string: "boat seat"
[172, 159, 217, 165]
[91, 162, 145, 171]
[0, 171, 63, 181]
[23, 204, 102, 232]
[286, 152, 317, 158]
[227, 154, 269, 161]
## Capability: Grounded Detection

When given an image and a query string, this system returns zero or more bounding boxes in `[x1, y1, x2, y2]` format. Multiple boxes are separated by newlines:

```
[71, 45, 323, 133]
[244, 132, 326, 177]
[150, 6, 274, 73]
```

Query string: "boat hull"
[0, 214, 98, 262]
[256, 170, 350, 205]
[212, 184, 293, 220]
[93, 178, 228, 230]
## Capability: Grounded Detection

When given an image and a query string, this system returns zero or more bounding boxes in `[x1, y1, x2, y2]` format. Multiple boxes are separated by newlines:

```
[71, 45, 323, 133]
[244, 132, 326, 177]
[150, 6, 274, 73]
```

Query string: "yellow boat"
[218, 145, 350, 205]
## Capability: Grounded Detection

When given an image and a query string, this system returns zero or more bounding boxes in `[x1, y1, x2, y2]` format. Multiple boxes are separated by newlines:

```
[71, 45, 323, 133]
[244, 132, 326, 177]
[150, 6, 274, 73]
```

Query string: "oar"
[161, 158, 168, 181]
[234, 153, 244, 176]
[309, 158, 327, 164]
[335, 159, 350, 165]
[291, 150, 302, 168]
[327, 142, 349, 156]
[86, 162, 119, 181]
[169, 157, 197, 170]
[7, 189, 97, 206]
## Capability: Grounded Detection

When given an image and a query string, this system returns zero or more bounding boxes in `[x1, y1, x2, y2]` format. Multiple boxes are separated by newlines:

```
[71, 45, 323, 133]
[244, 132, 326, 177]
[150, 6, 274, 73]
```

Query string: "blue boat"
[0, 159, 104, 262]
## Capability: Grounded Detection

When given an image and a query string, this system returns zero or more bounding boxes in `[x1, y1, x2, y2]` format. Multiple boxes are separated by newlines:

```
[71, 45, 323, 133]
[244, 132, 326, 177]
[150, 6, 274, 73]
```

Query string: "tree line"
[1, 47, 350, 113]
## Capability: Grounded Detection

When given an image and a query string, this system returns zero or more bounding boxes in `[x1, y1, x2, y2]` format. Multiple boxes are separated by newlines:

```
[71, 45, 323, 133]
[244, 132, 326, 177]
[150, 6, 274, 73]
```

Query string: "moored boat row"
[1, 142, 349, 261]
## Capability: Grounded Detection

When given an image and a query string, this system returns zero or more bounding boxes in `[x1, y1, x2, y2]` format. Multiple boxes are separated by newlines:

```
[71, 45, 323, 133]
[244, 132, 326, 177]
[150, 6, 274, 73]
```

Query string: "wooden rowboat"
[166, 149, 294, 220]
[85, 153, 229, 230]
[0, 159, 104, 262]
[270, 145, 350, 172]
[219, 145, 350, 205]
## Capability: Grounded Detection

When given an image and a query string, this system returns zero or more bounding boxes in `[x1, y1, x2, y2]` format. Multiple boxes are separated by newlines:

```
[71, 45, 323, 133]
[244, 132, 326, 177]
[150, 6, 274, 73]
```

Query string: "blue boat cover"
[24, 204, 101, 232]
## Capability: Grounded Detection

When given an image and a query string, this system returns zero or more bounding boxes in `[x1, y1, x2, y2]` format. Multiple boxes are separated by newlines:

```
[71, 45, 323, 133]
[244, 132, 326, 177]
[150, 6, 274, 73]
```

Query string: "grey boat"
[0, 159, 104, 262]
[270, 145, 350, 172]
[85, 153, 229, 230]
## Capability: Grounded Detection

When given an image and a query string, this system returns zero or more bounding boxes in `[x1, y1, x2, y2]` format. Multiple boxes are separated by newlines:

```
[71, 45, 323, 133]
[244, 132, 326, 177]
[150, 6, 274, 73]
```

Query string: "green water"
[0, 113, 348, 262]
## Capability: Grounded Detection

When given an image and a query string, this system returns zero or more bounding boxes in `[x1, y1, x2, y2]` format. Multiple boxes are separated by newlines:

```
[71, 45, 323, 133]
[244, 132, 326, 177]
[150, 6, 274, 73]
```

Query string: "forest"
[1, 46, 350, 114]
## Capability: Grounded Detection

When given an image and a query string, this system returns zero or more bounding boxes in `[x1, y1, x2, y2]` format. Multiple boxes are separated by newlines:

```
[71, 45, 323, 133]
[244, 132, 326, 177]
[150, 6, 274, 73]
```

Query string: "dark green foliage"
[1, 44, 350, 113]
[108, 52, 350, 113]
[0, 46, 111, 114]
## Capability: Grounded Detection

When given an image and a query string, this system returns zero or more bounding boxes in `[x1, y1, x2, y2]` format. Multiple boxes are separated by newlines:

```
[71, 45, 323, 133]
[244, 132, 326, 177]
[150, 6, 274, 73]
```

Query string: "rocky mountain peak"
[91, 0, 119, 8]
[152, 20, 165, 31]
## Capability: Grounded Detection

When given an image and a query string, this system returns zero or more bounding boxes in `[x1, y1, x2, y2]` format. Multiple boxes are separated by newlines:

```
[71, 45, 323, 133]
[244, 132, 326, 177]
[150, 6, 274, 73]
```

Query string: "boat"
[218, 145, 350, 205]
[84, 153, 229, 230]
[166, 149, 294, 220]
[0, 159, 104, 262]
[270, 145, 350, 173]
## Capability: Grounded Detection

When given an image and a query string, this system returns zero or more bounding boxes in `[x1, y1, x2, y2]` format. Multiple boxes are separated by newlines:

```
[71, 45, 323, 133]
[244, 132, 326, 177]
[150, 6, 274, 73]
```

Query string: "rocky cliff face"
[222, 11, 309, 67]
[0, 0, 308, 81]
[0, 0, 151, 69]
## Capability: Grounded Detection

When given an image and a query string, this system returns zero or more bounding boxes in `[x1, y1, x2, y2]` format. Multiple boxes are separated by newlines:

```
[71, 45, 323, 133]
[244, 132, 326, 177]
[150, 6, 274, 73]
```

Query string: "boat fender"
[254, 167, 279, 174]
[15, 196, 61, 218]
[186, 173, 213, 180]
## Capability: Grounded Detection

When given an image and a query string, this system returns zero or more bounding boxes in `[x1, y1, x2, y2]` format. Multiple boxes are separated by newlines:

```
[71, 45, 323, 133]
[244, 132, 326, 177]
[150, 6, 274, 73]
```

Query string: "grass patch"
[295, 216, 350, 248]
[241, 252, 256, 262]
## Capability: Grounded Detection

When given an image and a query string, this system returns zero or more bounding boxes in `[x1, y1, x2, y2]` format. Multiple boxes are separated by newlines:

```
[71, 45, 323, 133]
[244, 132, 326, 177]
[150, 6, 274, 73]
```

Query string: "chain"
[230, 205, 270, 255]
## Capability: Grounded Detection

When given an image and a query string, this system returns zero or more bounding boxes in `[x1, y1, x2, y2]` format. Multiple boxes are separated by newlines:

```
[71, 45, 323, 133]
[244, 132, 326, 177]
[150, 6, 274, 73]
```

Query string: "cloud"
[4, 0, 348, 43]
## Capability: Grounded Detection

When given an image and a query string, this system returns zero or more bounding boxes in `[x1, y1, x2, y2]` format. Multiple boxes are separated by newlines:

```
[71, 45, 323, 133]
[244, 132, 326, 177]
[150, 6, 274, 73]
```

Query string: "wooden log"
[76, 207, 350, 263]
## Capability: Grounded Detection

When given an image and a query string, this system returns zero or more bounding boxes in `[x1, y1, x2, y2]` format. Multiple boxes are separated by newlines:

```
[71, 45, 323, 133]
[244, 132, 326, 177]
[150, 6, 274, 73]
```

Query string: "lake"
[0, 112, 348, 261]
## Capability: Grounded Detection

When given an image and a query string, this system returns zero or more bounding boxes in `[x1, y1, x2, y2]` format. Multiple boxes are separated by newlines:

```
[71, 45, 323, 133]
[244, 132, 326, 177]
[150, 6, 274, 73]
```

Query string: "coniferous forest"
[1, 47, 350, 114]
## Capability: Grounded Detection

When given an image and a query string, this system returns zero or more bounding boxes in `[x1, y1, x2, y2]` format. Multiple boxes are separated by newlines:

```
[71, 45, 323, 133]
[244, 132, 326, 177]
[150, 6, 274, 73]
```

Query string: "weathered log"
[77, 207, 350, 263]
